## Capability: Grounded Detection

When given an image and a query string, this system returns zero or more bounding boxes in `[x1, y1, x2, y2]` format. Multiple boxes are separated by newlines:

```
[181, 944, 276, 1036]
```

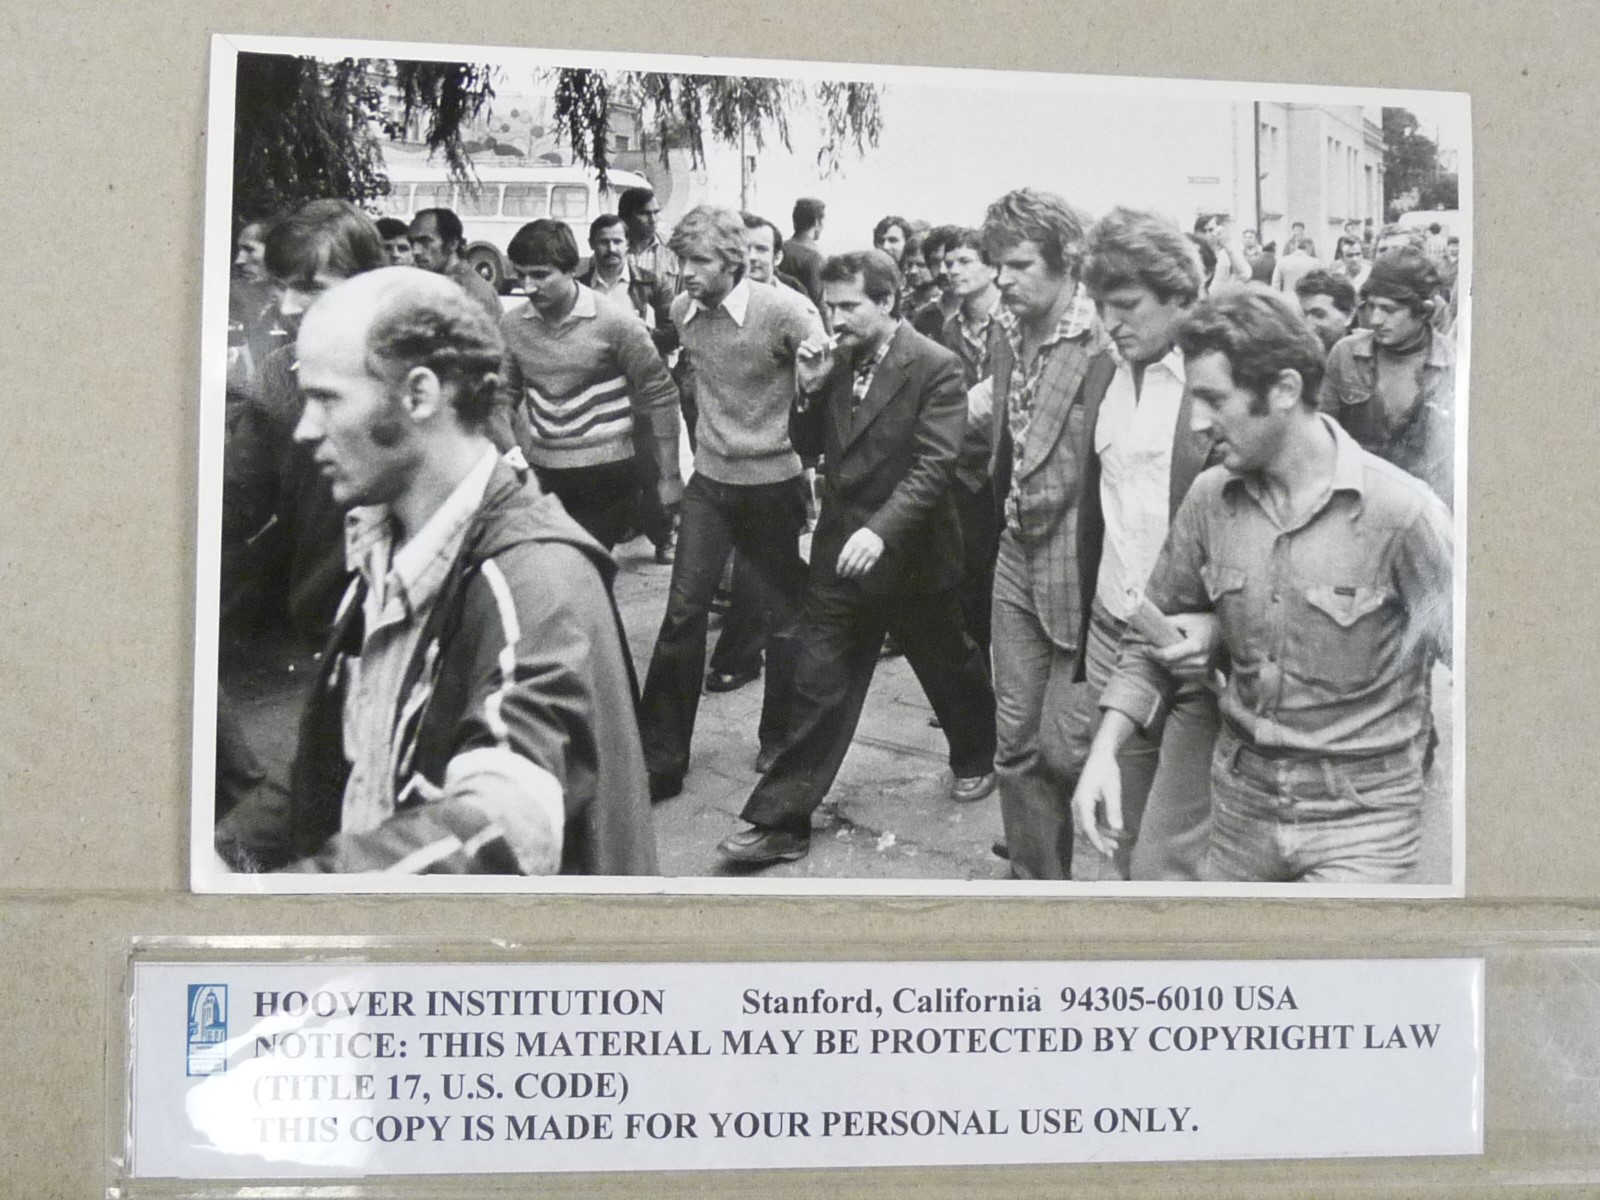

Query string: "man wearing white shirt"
[1270, 236, 1322, 296]
[1063, 208, 1223, 880]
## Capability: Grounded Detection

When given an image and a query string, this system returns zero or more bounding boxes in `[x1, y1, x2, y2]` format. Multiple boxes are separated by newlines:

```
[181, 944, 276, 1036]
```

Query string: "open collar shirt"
[1093, 345, 1187, 620]
[681, 276, 752, 328]
[628, 235, 680, 294]
[1101, 416, 1453, 761]
[337, 447, 500, 835]
[998, 283, 1097, 526]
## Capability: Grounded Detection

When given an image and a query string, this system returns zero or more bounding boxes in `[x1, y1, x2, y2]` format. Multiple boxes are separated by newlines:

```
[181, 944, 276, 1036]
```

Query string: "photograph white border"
[191, 33, 1470, 898]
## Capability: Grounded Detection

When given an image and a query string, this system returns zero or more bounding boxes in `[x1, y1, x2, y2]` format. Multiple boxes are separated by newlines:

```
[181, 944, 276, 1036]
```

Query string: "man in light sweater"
[638, 206, 826, 800]
[495, 219, 682, 549]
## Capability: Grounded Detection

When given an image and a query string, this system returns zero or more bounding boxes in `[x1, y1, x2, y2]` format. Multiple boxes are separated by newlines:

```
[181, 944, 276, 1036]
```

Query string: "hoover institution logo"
[186, 984, 229, 1076]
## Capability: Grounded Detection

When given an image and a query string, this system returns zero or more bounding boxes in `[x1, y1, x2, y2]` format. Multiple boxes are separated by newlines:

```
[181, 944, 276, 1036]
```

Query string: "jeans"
[708, 551, 766, 677]
[1201, 731, 1423, 883]
[991, 565, 1079, 881]
[639, 472, 808, 781]
[1065, 600, 1219, 882]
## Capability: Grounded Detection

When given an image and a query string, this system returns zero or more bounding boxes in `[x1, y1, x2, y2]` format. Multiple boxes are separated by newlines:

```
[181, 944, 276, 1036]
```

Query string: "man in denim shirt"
[1073, 287, 1453, 884]
[1319, 249, 1456, 508]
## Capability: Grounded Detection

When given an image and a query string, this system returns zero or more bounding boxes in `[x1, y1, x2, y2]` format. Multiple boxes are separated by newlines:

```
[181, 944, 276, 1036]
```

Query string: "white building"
[634, 82, 1384, 262]
[1254, 103, 1387, 256]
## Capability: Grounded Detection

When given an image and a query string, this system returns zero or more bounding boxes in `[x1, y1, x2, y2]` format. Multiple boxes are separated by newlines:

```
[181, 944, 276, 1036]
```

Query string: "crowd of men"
[216, 177, 1458, 884]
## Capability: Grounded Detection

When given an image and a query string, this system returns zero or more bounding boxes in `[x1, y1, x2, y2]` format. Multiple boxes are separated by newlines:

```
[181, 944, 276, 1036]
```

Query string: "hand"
[656, 475, 684, 510]
[835, 527, 885, 579]
[966, 378, 994, 427]
[1149, 612, 1221, 684]
[794, 333, 838, 395]
[1071, 746, 1125, 859]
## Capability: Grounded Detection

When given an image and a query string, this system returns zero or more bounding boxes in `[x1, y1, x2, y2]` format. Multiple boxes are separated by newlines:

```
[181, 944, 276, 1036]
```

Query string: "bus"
[372, 156, 654, 291]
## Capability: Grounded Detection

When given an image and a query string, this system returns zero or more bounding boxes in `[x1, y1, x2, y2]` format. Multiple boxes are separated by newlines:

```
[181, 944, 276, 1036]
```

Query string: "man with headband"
[1319, 247, 1456, 507]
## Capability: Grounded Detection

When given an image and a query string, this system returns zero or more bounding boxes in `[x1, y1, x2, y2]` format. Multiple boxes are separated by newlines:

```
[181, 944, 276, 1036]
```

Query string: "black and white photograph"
[193, 34, 1469, 896]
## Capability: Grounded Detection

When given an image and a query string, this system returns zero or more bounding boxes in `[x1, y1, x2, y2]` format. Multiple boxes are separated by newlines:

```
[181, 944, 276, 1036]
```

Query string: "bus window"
[456, 182, 500, 216]
[414, 182, 453, 211]
[551, 184, 590, 219]
[376, 183, 412, 216]
[502, 183, 551, 218]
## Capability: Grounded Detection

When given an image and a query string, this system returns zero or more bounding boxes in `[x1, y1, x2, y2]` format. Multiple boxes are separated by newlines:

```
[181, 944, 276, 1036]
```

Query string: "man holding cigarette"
[1072, 288, 1452, 883]
[719, 250, 996, 866]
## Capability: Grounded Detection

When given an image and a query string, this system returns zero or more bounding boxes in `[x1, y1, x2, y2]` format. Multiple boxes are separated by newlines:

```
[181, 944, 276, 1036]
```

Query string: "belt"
[1222, 732, 1420, 784]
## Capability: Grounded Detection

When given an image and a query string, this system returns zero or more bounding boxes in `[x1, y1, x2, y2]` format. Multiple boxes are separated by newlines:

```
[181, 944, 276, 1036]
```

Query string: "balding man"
[214, 268, 657, 876]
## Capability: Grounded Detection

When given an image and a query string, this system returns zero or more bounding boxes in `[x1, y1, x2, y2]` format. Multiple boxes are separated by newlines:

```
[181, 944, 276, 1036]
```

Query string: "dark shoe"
[950, 771, 997, 803]
[649, 772, 684, 803]
[754, 745, 780, 774]
[705, 666, 760, 694]
[991, 839, 1010, 861]
[718, 825, 810, 865]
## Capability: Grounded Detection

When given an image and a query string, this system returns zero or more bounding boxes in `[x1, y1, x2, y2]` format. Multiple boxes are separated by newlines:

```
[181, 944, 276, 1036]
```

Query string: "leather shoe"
[649, 772, 684, 802]
[718, 825, 810, 865]
[754, 745, 780, 774]
[705, 667, 760, 694]
[950, 771, 997, 803]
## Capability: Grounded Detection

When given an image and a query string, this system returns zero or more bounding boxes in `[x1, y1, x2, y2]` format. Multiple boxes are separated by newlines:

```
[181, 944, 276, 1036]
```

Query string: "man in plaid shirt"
[975, 189, 1116, 880]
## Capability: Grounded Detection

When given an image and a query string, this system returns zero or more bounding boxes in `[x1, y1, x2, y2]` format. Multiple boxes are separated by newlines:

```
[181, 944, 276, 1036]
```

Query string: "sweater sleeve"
[612, 310, 683, 502]
[490, 315, 532, 459]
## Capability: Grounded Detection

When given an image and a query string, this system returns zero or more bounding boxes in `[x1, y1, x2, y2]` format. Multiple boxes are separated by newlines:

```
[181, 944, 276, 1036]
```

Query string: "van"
[373, 154, 653, 290]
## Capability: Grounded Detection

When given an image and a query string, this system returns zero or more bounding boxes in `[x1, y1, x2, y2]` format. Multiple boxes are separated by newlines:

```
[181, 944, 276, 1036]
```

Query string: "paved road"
[224, 534, 1453, 886]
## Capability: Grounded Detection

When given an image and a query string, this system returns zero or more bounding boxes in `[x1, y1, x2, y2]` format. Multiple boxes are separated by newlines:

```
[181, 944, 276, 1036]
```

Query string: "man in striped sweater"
[494, 219, 683, 550]
[638, 206, 826, 800]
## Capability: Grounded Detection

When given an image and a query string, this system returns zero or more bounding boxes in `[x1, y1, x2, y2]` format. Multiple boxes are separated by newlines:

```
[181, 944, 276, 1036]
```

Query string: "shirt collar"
[951, 292, 1002, 336]
[1349, 325, 1449, 366]
[343, 446, 500, 617]
[685, 276, 752, 327]
[1000, 282, 1096, 352]
[1224, 414, 1367, 505]
[1110, 341, 1186, 381]
[592, 260, 632, 290]
[521, 282, 598, 324]
[856, 322, 901, 375]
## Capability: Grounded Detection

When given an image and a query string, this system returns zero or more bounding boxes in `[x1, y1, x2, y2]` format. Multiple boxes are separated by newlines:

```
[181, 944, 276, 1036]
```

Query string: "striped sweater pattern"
[498, 285, 680, 472]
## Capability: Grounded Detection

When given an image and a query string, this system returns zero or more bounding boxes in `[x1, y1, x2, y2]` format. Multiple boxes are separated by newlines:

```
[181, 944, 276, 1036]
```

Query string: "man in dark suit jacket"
[719, 251, 998, 866]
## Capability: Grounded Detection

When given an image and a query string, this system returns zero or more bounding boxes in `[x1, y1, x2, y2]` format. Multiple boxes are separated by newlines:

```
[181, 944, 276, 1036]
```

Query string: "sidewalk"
[223, 535, 1452, 886]
[609, 540, 1011, 882]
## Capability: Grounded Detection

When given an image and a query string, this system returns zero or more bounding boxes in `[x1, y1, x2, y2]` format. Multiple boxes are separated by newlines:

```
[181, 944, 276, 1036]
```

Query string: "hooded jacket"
[217, 461, 657, 876]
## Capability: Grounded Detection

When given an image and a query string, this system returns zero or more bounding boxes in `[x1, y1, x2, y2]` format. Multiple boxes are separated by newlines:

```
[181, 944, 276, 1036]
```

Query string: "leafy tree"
[1382, 107, 1452, 215]
[549, 69, 883, 185]
[231, 52, 881, 223]
[232, 54, 495, 222]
